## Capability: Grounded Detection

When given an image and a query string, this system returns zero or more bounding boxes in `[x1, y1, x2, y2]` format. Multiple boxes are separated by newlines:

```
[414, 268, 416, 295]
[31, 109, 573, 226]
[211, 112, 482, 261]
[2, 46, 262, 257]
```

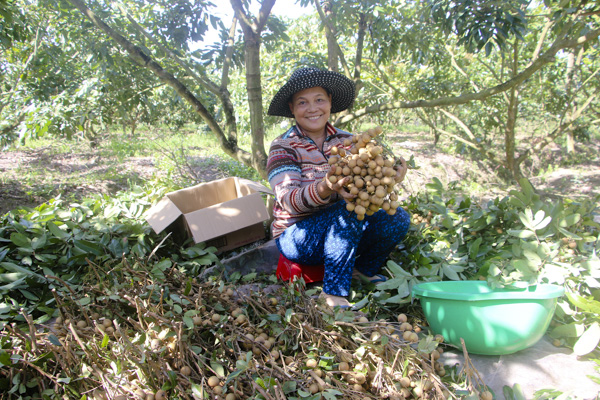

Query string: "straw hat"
[267, 67, 355, 118]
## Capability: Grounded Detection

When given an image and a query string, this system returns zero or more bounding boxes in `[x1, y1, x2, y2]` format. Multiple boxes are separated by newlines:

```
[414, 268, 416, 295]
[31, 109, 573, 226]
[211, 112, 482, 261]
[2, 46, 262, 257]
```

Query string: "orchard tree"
[313, 0, 600, 181]
[4, 0, 599, 184]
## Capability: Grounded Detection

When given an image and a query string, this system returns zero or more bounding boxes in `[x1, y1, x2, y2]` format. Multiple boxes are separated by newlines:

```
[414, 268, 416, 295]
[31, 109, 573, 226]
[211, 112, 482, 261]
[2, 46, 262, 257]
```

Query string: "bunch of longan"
[327, 126, 402, 220]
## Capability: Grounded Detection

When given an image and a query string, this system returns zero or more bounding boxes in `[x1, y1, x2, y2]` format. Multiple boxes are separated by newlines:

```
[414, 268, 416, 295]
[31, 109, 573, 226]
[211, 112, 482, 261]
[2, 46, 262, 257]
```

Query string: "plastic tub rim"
[411, 280, 565, 302]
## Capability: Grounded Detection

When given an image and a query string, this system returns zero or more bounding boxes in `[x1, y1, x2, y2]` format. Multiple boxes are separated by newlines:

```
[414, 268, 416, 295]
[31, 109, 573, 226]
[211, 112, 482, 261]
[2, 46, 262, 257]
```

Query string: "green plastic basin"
[412, 281, 564, 355]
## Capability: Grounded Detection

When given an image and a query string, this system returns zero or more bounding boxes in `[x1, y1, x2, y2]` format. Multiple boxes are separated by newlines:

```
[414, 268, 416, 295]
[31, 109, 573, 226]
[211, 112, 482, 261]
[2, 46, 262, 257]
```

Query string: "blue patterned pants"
[276, 200, 411, 296]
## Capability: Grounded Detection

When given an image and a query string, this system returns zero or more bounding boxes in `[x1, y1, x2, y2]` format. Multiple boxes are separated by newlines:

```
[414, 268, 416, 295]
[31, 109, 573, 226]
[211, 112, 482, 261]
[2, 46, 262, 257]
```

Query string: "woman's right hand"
[317, 165, 356, 200]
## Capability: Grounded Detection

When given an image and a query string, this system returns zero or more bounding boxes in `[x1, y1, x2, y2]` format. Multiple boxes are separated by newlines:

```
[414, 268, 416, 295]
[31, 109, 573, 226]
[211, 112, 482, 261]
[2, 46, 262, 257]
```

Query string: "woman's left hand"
[394, 156, 408, 184]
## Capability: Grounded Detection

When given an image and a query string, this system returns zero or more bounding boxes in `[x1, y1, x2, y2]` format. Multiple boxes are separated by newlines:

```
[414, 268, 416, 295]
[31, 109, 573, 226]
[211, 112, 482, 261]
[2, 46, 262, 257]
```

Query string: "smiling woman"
[266, 67, 411, 309]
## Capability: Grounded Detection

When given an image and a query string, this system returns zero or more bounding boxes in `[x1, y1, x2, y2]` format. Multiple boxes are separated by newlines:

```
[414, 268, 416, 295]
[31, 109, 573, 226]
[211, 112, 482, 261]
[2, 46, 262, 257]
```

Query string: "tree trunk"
[565, 50, 576, 153]
[505, 41, 521, 181]
[323, 1, 338, 71]
[243, 31, 268, 178]
[230, 0, 274, 179]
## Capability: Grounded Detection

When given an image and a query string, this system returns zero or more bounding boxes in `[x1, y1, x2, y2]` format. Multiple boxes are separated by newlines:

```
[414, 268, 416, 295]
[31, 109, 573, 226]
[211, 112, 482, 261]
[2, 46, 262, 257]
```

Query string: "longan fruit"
[481, 391, 493, 400]
[207, 376, 220, 387]
[338, 361, 350, 371]
[306, 359, 318, 369]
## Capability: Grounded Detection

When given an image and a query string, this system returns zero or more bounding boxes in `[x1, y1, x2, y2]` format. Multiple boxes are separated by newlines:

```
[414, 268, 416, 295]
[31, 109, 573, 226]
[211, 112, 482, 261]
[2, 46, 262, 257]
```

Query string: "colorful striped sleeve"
[267, 138, 330, 216]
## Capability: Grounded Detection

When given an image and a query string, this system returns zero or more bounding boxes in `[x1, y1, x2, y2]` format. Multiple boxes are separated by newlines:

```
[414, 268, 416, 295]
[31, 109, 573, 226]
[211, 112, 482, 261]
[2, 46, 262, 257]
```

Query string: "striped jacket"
[267, 122, 353, 238]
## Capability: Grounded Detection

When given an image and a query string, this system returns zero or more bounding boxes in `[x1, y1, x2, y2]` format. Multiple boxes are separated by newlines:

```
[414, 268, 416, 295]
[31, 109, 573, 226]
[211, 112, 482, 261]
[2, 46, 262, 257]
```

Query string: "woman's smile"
[289, 87, 332, 139]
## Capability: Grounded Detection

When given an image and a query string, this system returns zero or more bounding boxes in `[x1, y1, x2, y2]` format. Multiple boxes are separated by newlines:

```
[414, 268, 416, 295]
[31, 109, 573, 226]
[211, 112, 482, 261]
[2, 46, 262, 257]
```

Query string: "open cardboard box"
[145, 177, 274, 253]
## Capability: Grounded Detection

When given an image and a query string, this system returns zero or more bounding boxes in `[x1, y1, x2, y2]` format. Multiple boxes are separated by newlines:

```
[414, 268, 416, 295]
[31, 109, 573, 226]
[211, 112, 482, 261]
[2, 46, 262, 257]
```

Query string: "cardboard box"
[145, 177, 274, 253]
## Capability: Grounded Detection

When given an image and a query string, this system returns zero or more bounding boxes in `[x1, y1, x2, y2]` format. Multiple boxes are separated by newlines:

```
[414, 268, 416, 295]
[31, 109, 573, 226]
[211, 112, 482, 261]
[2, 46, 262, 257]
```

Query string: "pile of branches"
[0, 260, 469, 400]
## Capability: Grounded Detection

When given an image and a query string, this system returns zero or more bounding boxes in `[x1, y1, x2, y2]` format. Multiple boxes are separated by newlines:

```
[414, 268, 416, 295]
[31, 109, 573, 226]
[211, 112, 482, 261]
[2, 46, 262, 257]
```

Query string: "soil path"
[1, 132, 599, 216]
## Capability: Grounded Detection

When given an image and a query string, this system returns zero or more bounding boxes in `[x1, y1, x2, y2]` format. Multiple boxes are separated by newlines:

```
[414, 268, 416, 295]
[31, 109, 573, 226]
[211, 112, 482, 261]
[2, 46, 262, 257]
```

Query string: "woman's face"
[289, 86, 332, 136]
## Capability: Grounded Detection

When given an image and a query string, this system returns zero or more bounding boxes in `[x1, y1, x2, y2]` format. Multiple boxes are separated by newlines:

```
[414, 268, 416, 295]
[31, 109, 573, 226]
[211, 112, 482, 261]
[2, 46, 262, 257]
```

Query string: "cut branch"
[337, 26, 600, 124]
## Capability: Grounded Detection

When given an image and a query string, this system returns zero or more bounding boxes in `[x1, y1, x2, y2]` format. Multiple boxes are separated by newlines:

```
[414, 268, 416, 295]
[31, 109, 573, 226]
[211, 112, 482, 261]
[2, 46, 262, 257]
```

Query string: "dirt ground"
[1, 131, 599, 216]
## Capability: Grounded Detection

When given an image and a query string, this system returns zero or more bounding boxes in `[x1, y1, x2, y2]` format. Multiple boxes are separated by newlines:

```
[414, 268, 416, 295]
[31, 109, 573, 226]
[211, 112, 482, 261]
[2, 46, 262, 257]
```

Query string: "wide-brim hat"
[267, 67, 355, 118]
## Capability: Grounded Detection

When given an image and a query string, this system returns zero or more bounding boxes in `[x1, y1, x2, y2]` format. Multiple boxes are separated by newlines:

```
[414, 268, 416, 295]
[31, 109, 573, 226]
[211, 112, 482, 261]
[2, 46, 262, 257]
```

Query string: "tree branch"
[67, 0, 252, 167]
[230, 0, 255, 32]
[114, 3, 221, 96]
[337, 26, 600, 124]
[314, 0, 351, 76]
[256, 0, 276, 32]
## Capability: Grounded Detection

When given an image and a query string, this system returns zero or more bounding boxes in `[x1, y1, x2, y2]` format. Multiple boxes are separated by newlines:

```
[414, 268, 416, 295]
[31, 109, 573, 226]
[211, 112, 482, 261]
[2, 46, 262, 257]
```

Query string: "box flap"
[236, 178, 274, 197]
[185, 192, 269, 244]
[145, 197, 183, 234]
[166, 178, 238, 213]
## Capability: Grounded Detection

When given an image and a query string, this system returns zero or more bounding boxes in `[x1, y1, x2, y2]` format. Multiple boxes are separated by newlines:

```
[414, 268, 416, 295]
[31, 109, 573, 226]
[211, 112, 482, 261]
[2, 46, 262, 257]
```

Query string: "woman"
[267, 67, 411, 308]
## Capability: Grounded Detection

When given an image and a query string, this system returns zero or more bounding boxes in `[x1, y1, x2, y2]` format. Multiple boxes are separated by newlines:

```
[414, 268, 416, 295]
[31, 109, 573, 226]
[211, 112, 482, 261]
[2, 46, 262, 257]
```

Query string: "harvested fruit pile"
[0, 264, 471, 400]
[327, 126, 402, 220]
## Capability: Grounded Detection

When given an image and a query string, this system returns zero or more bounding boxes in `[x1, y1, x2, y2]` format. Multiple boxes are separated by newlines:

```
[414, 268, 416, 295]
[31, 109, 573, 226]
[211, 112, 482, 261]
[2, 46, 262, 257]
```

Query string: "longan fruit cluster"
[327, 126, 402, 220]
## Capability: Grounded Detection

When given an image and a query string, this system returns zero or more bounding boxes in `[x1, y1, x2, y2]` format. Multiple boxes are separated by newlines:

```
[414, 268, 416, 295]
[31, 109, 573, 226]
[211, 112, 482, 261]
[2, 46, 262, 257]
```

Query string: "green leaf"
[573, 322, 600, 356]
[10, 232, 31, 248]
[77, 297, 91, 306]
[557, 227, 582, 240]
[47, 222, 70, 239]
[0, 262, 45, 280]
[183, 316, 194, 330]
[0, 350, 11, 366]
[519, 178, 535, 203]
[282, 381, 297, 394]
[507, 229, 536, 239]
[550, 322, 585, 338]
[531, 210, 551, 230]
[385, 260, 411, 277]
[0, 272, 28, 282]
[101, 334, 109, 348]
[48, 334, 62, 346]
[19, 289, 39, 301]
[210, 361, 225, 378]
[352, 296, 369, 310]
[442, 264, 461, 280]
[442, 216, 454, 229]
[560, 213, 581, 227]
[469, 237, 482, 260]
[191, 383, 204, 399]
[73, 239, 103, 256]
[566, 293, 600, 314]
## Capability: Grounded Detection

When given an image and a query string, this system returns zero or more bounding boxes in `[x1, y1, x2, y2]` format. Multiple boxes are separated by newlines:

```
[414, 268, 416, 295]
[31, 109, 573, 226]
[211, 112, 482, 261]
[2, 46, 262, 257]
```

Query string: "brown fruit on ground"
[480, 391, 493, 400]
[207, 376, 220, 387]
